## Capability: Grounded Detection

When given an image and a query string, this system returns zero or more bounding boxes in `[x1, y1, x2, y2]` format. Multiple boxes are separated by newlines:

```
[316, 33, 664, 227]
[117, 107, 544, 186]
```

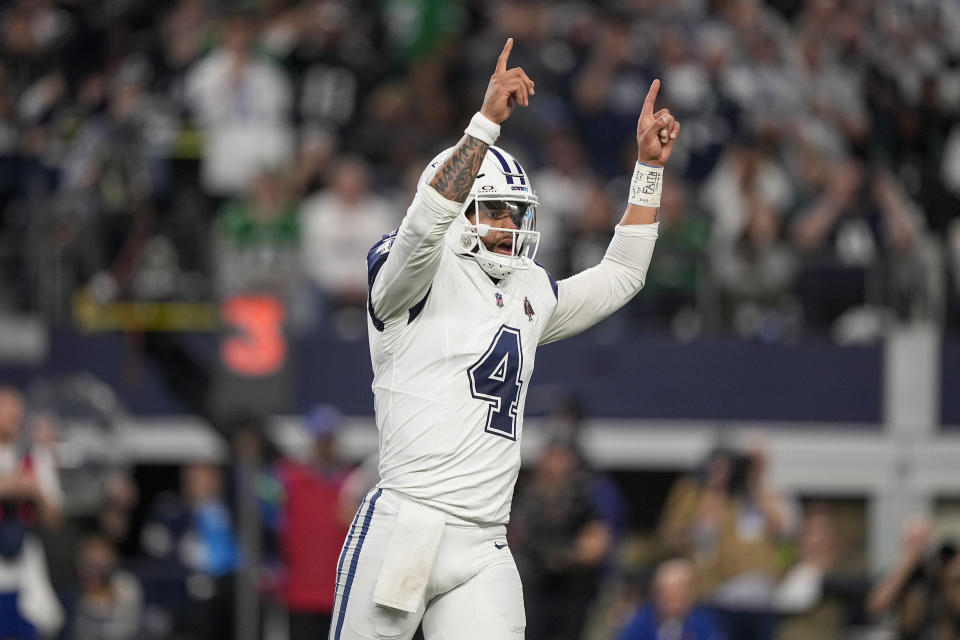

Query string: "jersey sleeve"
[368, 183, 462, 329]
[539, 222, 658, 345]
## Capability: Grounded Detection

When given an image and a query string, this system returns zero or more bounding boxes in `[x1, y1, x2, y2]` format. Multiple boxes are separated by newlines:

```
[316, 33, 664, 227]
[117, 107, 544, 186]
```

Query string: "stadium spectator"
[571, 14, 652, 179]
[299, 156, 396, 310]
[213, 168, 301, 301]
[618, 558, 725, 640]
[57, 58, 176, 303]
[713, 180, 798, 341]
[791, 161, 930, 327]
[259, 405, 353, 640]
[531, 132, 596, 276]
[937, 550, 960, 640]
[0, 389, 62, 527]
[286, 128, 338, 202]
[634, 177, 711, 333]
[181, 462, 241, 639]
[563, 179, 621, 277]
[511, 433, 614, 640]
[1, 0, 73, 85]
[658, 443, 796, 640]
[95, 471, 140, 556]
[262, 0, 373, 134]
[139, 462, 240, 640]
[70, 534, 143, 640]
[701, 142, 793, 258]
[774, 503, 869, 640]
[157, 0, 213, 98]
[0, 0, 953, 335]
[0, 387, 64, 638]
[350, 81, 420, 184]
[790, 162, 922, 260]
[866, 515, 960, 640]
[183, 9, 294, 199]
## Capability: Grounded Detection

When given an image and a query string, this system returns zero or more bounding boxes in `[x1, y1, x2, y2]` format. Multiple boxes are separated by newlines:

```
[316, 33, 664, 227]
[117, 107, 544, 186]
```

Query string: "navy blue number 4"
[468, 325, 524, 441]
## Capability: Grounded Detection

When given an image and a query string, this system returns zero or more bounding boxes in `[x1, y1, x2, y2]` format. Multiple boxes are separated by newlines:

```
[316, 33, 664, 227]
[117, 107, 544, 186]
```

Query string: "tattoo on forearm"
[429, 135, 488, 203]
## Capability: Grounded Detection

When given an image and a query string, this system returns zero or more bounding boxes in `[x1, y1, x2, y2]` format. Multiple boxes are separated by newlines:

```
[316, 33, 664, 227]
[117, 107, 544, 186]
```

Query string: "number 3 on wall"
[221, 295, 287, 377]
[468, 325, 523, 440]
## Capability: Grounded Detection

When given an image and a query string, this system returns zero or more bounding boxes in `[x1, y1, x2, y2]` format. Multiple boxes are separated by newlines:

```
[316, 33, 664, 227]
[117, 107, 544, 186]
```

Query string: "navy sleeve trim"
[366, 230, 398, 283]
[534, 260, 558, 300]
[366, 230, 398, 332]
[407, 287, 431, 324]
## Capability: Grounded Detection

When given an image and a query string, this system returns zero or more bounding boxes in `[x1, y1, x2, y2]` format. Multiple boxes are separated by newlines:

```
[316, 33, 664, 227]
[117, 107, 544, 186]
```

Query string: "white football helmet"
[422, 145, 540, 279]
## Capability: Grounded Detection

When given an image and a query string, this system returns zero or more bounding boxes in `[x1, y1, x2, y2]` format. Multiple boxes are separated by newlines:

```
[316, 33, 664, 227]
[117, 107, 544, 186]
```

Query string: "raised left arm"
[540, 79, 679, 345]
[620, 78, 679, 226]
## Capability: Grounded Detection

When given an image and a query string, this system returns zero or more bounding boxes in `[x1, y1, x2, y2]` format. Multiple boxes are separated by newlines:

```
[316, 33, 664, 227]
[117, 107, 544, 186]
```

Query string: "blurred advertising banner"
[73, 294, 219, 332]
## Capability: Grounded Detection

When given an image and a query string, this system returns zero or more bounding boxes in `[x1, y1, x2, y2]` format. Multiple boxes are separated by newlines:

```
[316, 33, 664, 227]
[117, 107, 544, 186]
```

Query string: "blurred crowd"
[0, 0, 958, 340]
[4, 1, 960, 638]
[4, 382, 960, 639]
[508, 406, 960, 640]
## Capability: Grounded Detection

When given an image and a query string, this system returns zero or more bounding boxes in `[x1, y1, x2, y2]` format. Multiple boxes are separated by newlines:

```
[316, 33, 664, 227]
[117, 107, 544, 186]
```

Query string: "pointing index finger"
[641, 79, 660, 118]
[496, 37, 514, 73]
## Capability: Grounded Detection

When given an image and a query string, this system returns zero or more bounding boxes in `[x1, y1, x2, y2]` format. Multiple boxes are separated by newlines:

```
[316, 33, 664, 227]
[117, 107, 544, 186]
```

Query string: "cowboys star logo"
[523, 297, 535, 321]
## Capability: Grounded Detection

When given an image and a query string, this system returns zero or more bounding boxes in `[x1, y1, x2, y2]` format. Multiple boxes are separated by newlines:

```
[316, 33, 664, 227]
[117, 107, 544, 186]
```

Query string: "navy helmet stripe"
[487, 147, 515, 185]
[512, 160, 527, 185]
[332, 488, 383, 640]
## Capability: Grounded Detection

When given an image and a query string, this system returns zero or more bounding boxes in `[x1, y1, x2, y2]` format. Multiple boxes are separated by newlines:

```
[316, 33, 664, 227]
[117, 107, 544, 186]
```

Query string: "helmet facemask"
[459, 198, 540, 280]
[429, 145, 541, 279]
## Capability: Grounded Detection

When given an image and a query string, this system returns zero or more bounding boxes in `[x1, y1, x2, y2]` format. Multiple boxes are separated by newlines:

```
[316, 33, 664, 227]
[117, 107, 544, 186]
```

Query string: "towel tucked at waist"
[373, 497, 445, 612]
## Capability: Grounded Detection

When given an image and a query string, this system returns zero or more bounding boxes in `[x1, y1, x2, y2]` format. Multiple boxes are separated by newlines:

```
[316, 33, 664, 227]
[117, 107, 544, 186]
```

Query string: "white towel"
[373, 498, 445, 612]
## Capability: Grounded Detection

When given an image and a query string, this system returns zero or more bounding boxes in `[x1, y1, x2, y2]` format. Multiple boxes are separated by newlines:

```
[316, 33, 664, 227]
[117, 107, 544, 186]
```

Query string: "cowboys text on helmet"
[421, 146, 540, 279]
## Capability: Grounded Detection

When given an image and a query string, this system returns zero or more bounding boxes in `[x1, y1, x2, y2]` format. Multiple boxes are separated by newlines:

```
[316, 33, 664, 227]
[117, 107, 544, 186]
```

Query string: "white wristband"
[464, 111, 501, 146]
[628, 162, 664, 208]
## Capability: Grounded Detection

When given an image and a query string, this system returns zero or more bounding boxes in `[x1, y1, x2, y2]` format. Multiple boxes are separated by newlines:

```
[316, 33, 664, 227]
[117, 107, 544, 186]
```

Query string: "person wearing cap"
[264, 405, 354, 640]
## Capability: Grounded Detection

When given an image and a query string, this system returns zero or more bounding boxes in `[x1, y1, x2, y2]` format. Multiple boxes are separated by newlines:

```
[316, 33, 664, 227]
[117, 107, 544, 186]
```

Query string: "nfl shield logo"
[495, 293, 504, 308]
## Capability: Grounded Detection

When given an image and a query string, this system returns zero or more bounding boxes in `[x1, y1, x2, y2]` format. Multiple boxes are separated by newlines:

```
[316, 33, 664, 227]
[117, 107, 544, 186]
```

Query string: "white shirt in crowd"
[185, 50, 294, 197]
[300, 190, 397, 297]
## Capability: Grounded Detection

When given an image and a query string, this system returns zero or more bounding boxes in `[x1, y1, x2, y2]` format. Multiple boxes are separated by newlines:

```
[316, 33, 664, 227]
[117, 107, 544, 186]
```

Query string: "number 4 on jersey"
[468, 325, 524, 440]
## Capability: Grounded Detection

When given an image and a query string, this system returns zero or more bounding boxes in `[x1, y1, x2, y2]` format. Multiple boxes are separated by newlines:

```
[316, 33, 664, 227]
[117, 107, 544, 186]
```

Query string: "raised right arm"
[368, 137, 489, 326]
[368, 38, 534, 326]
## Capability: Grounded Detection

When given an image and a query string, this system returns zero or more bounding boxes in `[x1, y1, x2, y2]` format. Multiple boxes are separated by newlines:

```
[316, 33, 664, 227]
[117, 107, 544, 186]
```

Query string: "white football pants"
[329, 488, 525, 640]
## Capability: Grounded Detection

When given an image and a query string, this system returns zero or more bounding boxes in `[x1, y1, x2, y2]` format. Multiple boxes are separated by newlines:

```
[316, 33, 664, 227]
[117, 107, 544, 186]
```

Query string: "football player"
[330, 37, 680, 640]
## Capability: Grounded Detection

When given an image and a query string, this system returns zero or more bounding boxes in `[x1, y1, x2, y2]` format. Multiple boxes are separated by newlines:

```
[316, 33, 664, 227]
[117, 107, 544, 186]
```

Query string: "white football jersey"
[366, 182, 658, 525]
